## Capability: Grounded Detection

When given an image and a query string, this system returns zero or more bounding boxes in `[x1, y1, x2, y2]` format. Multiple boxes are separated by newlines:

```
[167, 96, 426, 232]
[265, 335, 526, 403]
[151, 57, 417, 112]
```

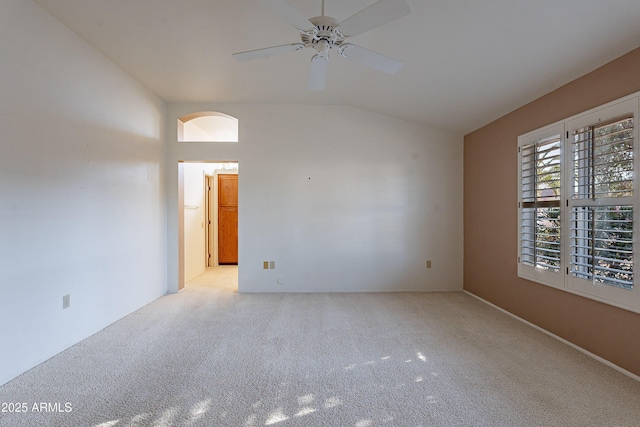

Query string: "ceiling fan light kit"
[233, 0, 411, 91]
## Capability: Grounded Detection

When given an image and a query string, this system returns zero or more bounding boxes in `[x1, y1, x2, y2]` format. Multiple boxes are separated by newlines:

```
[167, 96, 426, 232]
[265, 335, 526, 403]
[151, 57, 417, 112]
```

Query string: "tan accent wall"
[464, 47, 640, 377]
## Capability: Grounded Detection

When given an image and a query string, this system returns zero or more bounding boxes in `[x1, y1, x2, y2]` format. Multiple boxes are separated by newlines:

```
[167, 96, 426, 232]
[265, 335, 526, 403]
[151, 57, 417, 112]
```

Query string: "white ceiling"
[34, 0, 640, 134]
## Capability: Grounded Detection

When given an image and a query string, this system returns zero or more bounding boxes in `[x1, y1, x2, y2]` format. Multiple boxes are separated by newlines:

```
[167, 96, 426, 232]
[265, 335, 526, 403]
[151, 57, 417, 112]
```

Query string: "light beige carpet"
[1, 267, 639, 426]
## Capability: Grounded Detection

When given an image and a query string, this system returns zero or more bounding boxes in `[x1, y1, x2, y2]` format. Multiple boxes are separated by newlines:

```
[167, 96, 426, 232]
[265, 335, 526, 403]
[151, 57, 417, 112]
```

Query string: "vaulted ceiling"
[34, 0, 640, 134]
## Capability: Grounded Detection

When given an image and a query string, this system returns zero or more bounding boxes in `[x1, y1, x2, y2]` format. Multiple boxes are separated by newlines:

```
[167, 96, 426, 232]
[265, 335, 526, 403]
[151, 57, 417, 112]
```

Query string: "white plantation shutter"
[571, 115, 634, 200]
[570, 115, 634, 289]
[520, 136, 562, 271]
[570, 206, 633, 289]
[518, 124, 564, 288]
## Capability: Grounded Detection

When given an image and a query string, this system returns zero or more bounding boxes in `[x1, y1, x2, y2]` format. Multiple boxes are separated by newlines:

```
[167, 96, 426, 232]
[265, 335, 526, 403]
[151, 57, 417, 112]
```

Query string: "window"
[518, 95, 640, 312]
[177, 112, 239, 142]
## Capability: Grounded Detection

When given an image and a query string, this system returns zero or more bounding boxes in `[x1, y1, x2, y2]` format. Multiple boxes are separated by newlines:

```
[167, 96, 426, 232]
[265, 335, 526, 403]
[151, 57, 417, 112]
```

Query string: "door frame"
[204, 174, 215, 268]
[177, 161, 238, 291]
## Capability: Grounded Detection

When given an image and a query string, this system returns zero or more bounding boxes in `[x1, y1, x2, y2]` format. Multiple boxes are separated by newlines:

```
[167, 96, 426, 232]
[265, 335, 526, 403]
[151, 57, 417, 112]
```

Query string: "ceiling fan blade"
[233, 43, 305, 61]
[308, 55, 328, 91]
[338, 0, 410, 37]
[339, 43, 404, 74]
[258, 0, 316, 31]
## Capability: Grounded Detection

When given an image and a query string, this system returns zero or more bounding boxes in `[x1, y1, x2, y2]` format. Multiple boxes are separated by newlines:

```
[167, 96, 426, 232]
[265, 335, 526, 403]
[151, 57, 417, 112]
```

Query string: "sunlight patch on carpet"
[265, 408, 289, 425]
[323, 396, 342, 409]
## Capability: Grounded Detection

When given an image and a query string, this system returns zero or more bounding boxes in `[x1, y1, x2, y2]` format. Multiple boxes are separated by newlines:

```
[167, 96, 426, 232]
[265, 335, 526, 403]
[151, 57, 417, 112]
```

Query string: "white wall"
[183, 163, 207, 282]
[168, 104, 463, 293]
[0, 0, 167, 385]
[182, 121, 211, 142]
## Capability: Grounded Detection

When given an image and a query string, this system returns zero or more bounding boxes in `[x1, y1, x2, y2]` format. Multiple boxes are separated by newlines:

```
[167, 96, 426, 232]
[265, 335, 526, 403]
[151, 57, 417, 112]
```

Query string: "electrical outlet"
[269, 261, 275, 269]
[426, 260, 432, 269]
[263, 261, 269, 269]
[63, 295, 70, 309]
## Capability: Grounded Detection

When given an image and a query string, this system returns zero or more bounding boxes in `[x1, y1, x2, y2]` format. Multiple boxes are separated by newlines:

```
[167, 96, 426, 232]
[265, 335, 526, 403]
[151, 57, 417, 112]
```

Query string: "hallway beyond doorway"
[185, 266, 238, 292]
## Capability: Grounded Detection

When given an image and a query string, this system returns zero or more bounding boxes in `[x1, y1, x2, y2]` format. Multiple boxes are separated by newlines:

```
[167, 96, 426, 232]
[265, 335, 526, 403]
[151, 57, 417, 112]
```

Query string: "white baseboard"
[463, 290, 640, 383]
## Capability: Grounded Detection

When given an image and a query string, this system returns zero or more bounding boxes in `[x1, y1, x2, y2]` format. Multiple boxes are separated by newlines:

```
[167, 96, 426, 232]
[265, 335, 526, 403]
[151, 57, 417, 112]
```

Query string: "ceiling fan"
[232, 0, 411, 91]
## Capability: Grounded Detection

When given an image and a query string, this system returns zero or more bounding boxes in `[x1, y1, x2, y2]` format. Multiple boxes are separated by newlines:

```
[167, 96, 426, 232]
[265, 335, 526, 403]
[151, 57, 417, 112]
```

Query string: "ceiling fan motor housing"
[302, 16, 345, 58]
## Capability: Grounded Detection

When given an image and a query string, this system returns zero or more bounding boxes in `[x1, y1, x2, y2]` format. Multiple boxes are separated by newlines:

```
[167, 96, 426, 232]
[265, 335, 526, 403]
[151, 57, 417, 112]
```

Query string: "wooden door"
[218, 174, 238, 264]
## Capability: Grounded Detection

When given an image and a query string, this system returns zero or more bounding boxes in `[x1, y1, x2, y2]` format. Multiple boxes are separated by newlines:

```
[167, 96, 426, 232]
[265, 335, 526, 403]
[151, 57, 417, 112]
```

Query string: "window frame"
[517, 93, 640, 314]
